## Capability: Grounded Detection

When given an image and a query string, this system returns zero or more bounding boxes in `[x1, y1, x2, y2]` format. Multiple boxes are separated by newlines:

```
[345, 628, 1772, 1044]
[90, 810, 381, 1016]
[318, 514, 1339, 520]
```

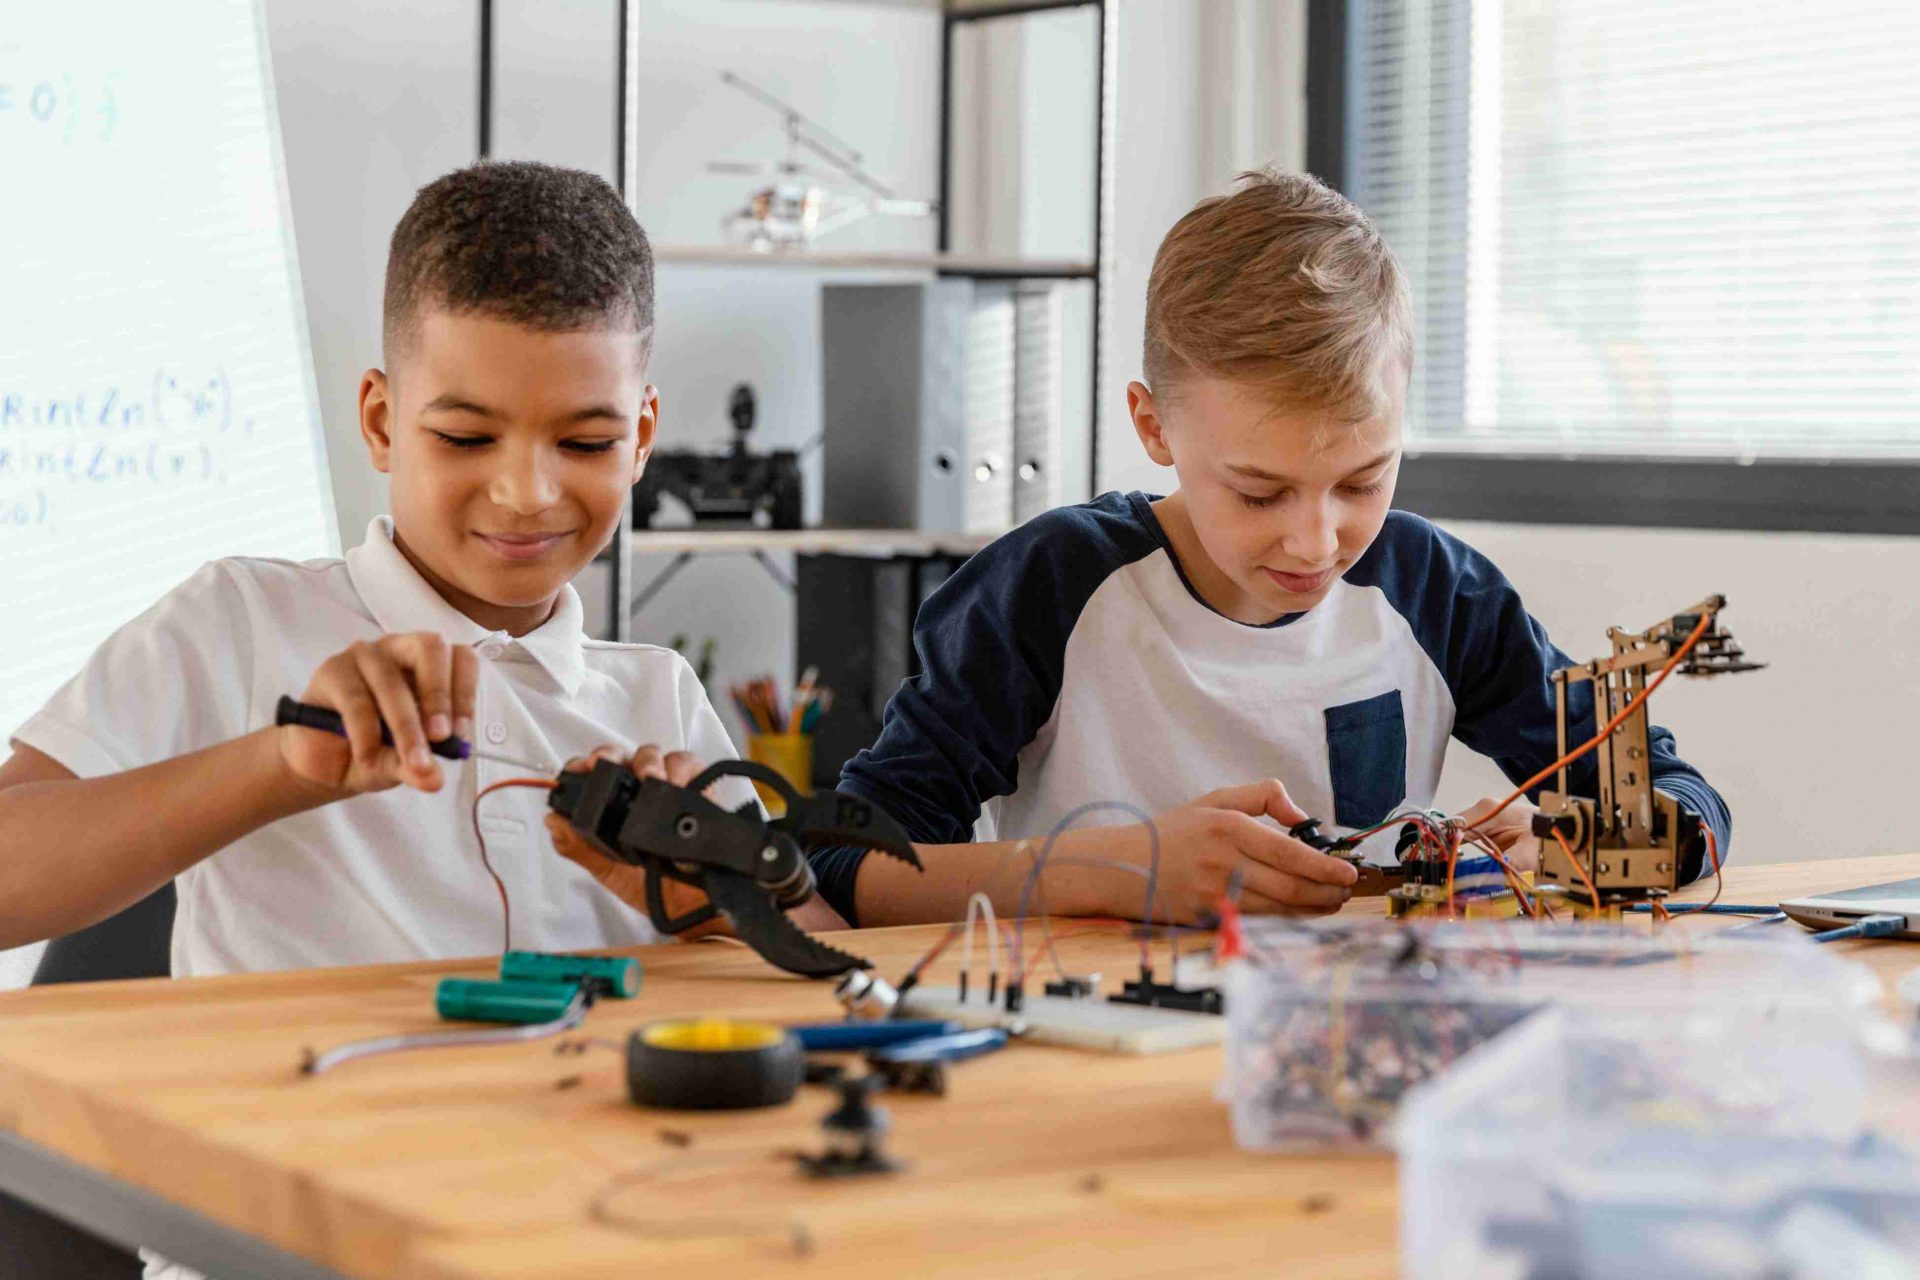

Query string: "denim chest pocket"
[1323, 690, 1408, 829]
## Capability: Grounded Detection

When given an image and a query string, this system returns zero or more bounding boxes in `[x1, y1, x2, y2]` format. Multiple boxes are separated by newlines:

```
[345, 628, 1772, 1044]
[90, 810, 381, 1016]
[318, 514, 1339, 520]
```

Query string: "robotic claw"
[549, 758, 922, 977]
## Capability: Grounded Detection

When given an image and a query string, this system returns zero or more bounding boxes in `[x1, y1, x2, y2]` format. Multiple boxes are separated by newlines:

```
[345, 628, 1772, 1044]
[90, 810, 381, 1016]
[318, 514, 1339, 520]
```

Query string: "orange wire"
[1444, 824, 1459, 917]
[1440, 822, 1537, 919]
[472, 776, 558, 954]
[1551, 827, 1603, 912]
[1701, 823, 1723, 910]
[1475, 611, 1714, 835]
[1458, 610, 1713, 919]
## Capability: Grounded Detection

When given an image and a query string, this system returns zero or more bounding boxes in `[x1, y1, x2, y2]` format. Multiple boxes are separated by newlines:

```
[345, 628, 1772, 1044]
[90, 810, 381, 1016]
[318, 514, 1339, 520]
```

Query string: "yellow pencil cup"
[746, 733, 813, 815]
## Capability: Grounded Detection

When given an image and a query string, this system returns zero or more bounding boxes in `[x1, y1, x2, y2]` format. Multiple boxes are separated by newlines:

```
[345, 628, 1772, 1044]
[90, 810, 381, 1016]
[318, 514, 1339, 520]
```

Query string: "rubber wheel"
[625, 1020, 805, 1110]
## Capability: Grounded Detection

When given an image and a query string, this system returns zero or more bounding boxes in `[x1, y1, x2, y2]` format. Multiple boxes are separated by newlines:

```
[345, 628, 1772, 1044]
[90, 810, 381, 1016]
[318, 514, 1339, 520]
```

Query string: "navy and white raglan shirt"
[811, 491, 1730, 924]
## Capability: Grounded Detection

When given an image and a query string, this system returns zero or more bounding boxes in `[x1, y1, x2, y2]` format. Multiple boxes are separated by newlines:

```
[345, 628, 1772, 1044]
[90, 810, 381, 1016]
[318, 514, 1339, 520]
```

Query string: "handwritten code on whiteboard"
[0, 0, 336, 738]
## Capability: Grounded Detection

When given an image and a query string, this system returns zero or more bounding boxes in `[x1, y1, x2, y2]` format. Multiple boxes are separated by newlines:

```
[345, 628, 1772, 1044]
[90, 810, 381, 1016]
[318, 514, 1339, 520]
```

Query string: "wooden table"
[2, 855, 1916, 1280]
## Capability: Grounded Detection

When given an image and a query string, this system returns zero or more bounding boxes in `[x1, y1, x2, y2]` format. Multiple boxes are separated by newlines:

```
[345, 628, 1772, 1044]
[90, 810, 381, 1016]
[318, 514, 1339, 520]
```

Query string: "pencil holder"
[746, 733, 813, 815]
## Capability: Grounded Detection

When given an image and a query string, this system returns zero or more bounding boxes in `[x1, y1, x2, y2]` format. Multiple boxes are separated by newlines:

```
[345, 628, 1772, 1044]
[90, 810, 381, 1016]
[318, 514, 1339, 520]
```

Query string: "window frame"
[1304, 0, 1920, 537]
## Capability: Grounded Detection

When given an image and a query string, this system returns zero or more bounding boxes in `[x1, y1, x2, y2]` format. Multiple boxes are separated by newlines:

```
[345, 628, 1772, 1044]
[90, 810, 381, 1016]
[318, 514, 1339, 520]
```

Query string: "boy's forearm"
[852, 824, 1149, 927]
[0, 729, 337, 949]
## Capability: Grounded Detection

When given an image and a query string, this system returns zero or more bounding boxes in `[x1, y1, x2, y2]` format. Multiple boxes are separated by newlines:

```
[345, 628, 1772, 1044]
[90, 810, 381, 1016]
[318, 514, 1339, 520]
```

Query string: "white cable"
[302, 991, 588, 1075]
[966, 891, 1002, 978]
[962, 895, 978, 983]
[959, 892, 1003, 1001]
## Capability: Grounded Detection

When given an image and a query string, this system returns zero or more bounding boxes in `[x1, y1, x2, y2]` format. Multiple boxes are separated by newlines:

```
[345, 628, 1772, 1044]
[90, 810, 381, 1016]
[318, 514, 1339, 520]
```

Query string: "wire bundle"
[892, 801, 1170, 1000]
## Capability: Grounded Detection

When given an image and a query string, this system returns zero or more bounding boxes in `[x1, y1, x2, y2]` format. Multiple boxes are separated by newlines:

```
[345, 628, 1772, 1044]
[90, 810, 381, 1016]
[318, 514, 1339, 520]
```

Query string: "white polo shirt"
[9, 516, 752, 979]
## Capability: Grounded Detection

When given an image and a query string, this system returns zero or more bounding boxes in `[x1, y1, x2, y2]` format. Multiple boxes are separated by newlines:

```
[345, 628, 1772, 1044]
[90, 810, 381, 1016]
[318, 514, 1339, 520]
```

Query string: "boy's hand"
[1458, 795, 1542, 873]
[543, 747, 850, 941]
[278, 633, 478, 796]
[1133, 779, 1360, 922]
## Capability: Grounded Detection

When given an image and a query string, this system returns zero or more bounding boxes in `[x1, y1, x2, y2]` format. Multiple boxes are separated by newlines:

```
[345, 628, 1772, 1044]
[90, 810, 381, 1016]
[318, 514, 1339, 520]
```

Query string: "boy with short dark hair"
[0, 161, 804, 979]
[801, 168, 1731, 927]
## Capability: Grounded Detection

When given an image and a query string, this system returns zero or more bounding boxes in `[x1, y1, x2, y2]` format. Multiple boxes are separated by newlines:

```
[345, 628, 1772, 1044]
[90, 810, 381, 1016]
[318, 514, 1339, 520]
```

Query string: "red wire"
[471, 777, 557, 954]
[909, 924, 963, 979]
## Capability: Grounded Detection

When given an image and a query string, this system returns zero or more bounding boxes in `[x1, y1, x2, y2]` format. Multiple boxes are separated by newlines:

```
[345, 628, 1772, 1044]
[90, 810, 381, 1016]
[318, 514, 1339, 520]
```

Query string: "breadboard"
[899, 985, 1224, 1055]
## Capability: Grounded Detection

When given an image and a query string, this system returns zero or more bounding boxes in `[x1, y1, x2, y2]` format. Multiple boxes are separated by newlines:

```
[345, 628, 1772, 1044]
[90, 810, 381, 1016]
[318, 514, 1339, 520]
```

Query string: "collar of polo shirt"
[344, 517, 588, 697]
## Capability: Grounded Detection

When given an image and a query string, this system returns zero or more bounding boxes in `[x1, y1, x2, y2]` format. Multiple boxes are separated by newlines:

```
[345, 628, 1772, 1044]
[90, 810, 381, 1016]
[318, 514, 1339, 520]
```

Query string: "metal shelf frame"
[476, 0, 1115, 639]
[937, 0, 1112, 498]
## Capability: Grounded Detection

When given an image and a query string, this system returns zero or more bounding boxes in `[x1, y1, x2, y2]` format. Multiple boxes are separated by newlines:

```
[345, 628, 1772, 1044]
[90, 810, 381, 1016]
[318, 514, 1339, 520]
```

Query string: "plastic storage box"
[1221, 917, 1880, 1151]
[1397, 1004, 1920, 1279]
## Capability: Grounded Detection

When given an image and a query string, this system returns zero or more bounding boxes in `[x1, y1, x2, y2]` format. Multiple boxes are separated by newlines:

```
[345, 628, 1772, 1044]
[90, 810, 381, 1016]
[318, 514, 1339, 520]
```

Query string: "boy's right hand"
[277, 633, 478, 796]
[1133, 780, 1359, 922]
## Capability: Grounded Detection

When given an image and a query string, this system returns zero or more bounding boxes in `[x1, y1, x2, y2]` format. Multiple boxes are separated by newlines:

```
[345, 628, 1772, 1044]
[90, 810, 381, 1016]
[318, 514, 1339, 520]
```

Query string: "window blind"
[1349, 0, 1920, 458]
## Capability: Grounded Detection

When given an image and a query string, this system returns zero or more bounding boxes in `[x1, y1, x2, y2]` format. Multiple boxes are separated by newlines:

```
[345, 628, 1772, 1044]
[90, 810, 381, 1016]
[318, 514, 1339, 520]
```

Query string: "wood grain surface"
[1, 855, 1916, 1279]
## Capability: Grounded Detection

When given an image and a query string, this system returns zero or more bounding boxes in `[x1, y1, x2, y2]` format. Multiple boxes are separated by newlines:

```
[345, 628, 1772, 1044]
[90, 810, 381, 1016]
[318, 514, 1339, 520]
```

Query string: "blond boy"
[790, 169, 1732, 927]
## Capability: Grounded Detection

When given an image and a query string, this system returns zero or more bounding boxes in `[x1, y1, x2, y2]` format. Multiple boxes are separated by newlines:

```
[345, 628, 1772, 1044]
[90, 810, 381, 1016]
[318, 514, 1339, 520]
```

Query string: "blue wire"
[1810, 913, 1909, 944]
[1623, 903, 1779, 917]
[1722, 912, 1790, 933]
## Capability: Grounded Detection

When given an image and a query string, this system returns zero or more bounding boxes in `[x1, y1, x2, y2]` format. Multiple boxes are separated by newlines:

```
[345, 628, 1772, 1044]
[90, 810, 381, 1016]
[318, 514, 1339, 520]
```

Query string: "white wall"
[490, 0, 619, 183]
[1100, 0, 1305, 496]
[266, 0, 479, 547]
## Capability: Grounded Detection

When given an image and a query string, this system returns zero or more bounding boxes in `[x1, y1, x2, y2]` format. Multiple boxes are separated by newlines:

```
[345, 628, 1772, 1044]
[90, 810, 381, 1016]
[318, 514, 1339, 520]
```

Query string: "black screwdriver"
[275, 696, 472, 760]
[276, 696, 562, 776]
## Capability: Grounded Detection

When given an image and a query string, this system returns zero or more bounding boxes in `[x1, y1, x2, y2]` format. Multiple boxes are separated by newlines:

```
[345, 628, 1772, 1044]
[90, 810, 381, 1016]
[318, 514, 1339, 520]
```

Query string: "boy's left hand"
[543, 745, 849, 940]
[1457, 796, 1542, 873]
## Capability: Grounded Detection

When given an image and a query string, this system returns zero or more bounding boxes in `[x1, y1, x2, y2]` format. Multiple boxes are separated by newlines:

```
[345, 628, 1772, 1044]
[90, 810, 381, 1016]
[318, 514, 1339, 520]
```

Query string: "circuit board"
[899, 985, 1225, 1055]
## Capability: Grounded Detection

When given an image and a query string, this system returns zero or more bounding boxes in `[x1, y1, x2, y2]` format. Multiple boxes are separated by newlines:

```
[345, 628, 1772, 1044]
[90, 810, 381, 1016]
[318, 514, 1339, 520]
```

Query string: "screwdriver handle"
[436, 978, 581, 1024]
[275, 696, 471, 761]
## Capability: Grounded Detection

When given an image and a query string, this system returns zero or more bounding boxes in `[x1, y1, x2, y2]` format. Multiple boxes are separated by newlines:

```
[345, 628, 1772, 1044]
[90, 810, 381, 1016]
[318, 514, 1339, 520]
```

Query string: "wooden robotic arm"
[1533, 595, 1762, 909]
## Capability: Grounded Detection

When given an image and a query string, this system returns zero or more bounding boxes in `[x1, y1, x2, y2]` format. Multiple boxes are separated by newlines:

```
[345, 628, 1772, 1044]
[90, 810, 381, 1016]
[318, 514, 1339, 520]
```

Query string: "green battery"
[435, 978, 582, 1025]
[498, 952, 641, 999]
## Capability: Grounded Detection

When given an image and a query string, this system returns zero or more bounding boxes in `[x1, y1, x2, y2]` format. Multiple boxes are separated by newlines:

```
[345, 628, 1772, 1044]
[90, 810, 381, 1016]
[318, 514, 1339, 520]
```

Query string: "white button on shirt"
[9, 516, 754, 980]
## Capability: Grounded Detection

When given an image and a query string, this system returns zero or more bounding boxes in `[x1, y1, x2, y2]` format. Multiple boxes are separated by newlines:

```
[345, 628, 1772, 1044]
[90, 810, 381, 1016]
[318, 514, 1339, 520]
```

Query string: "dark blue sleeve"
[809, 494, 1161, 924]
[1351, 514, 1732, 883]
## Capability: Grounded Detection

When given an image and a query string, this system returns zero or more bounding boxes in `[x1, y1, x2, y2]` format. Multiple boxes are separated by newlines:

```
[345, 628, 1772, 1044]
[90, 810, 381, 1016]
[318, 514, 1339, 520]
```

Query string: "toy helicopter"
[708, 69, 936, 249]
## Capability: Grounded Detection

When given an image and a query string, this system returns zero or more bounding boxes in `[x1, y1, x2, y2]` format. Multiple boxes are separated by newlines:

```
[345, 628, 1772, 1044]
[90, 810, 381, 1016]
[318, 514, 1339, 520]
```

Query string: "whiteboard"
[0, 0, 337, 741]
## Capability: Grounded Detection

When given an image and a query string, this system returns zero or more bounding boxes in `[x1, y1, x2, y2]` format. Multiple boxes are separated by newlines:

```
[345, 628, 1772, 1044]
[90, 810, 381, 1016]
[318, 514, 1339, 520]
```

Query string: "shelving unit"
[607, 0, 1116, 641]
[621, 525, 999, 613]
[474, 0, 1114, 639]
[651, 244, 1094, 277]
